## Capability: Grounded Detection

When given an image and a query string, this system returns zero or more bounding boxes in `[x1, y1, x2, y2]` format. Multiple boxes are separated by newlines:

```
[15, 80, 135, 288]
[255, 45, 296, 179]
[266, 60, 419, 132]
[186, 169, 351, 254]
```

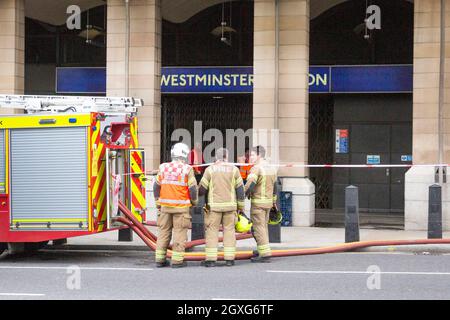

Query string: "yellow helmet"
[235, 212, 252, 233]
[268, 207, 283, 225]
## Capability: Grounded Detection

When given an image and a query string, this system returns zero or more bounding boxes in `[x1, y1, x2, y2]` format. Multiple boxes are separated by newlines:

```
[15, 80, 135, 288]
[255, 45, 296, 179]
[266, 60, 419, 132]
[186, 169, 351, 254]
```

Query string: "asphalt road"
[0, 249, 450, 300]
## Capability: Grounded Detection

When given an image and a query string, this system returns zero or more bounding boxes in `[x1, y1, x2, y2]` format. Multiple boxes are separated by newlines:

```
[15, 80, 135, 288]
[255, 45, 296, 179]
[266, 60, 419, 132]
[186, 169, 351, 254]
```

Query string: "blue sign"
[309, 67, 330, 93]
[401, 155, 413, 162]
[55, 65, 413, 95]
[367, 155, 381, 165]
[331, 65, 413, 93]
[161, 65, 412, 94]
[335, 129, 349, 154]
[56, 68, 106, 94]
[161, 67, 253, 94]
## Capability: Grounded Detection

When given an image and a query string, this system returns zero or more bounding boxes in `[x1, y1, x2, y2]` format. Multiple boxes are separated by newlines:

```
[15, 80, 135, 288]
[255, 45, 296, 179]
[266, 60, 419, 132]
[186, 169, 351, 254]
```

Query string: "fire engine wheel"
[24, 241, 49, 252]
[0, 243, 6, 255]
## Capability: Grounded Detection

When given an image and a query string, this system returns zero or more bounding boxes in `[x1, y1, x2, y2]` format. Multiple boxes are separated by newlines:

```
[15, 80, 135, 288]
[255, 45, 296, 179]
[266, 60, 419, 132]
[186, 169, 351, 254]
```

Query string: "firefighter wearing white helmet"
[153, 142, 198, 268]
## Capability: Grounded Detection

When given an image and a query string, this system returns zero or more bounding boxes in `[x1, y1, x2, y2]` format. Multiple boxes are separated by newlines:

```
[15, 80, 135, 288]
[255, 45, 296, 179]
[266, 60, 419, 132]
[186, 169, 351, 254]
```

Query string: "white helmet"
[171, 143, 190, 161]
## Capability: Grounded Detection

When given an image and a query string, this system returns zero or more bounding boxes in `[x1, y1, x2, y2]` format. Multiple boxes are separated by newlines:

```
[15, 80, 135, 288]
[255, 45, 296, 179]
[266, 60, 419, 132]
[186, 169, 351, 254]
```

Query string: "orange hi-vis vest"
[240, 164, 253, 180]
[157, 162, 192, 208]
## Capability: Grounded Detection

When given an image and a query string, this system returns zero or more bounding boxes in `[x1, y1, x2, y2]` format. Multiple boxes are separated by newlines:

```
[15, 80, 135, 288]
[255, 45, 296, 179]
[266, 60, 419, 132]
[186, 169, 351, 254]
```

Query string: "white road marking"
[0, 266, 153, 271]
[212, 298, 255, 300]
[0, 293, 45, 297]
[267, 270, 450, 276]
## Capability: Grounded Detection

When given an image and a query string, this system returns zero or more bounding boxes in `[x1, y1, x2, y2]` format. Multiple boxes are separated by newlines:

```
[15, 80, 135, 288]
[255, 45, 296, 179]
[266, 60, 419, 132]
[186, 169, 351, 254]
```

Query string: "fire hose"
[117, 201, 450, 261]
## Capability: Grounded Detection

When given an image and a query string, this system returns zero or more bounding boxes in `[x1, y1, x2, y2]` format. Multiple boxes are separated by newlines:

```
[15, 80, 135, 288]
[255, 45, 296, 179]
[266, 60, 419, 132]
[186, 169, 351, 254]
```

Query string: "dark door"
[333, 123, 412, 213]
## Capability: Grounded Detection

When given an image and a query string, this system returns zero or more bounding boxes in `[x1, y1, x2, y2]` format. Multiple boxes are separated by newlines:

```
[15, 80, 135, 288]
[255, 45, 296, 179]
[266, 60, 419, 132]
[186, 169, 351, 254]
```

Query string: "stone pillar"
[406, 0, 450, 230]
[0, 0, 24, 98]
[253, 0, 314, 226]
[107, 0, 161, 172]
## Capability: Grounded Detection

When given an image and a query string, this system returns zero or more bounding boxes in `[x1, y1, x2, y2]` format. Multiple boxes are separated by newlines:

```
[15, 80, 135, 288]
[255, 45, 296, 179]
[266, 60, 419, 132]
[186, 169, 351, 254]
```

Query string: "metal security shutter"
[10, 127, 88, 230]
[0, 130, 5, 193]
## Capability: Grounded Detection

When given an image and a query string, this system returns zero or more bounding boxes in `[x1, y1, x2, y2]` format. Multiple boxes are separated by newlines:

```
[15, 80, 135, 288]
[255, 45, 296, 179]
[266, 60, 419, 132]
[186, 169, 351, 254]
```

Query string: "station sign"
[55, 65, 413, 95]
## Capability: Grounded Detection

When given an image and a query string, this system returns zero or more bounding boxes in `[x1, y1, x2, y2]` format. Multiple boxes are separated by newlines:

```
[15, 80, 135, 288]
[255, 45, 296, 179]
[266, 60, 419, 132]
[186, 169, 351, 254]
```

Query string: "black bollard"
[428, 184, 442, 239]
[345, 185, 360, 243]
[191, 196, 205, 241]
[118, 228, 133, 242]
[269, 178, 283, 243]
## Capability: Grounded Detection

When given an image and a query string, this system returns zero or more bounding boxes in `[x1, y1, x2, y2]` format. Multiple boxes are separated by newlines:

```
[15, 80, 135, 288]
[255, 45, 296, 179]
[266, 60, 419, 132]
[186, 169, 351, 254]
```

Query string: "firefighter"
[237, 148, 252, 183]
[199, 148, 245, 267]
[245, 145, 278, 263]
[153, 142, 198, 268]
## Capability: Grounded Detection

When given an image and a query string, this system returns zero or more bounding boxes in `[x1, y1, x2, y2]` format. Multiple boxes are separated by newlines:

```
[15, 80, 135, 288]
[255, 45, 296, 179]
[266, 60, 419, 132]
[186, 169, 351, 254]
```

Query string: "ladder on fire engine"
[0, 94, 143, 114]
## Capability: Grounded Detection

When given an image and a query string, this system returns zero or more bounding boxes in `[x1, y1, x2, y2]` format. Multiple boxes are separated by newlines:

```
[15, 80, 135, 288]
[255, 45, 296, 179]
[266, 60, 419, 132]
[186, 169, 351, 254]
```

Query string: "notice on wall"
[367, 155, 381, 165]
[335, 129, 349, 154]
[401, 155, 412, 162]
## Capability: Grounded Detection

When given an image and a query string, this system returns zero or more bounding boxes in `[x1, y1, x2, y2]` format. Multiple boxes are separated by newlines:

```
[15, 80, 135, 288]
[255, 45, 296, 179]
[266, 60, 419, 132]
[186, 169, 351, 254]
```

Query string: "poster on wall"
[335, 129, 349, 154]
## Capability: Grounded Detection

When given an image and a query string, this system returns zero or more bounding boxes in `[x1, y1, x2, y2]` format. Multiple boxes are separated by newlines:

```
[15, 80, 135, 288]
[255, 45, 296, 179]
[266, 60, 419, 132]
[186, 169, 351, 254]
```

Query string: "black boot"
[225, 260, 235, 267]
[251, 255, 271, 263]
[156, 260, 169, 268]
[171, 261, 187, 269]
[201, 260, 216, 268]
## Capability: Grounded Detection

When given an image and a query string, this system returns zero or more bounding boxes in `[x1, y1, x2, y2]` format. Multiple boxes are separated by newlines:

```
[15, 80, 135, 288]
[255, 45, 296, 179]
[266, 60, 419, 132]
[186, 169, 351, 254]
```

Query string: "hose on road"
[117, 201, 450, 261]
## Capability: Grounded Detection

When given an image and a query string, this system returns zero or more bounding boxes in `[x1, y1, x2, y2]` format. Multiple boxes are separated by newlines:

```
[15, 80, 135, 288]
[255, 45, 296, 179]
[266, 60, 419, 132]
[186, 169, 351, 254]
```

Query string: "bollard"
[191, 195, 205, 241]
[269, 178, 283, 243]
[345, 185, 360, 243]
[118, 228, 133, 242]
[428, 184, 442, 239]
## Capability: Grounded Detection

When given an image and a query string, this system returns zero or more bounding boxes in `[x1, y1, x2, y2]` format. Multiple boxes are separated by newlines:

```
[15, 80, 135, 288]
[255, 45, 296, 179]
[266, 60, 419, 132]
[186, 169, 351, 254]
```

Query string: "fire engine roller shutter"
[0, 130, 5, 193]
[10, 127, 88, 230]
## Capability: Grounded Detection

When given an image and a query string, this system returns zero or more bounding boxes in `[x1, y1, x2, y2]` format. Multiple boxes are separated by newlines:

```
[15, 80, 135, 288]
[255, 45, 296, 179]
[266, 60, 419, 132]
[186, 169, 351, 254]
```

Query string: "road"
[0, 249, 450, 300]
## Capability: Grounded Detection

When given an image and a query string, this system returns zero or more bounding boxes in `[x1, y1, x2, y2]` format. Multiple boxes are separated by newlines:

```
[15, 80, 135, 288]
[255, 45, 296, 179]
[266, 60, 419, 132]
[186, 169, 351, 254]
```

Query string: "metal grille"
[10, 127, 88, 229]
[161, 95, 253, 162]
[308, 95, 334, 209]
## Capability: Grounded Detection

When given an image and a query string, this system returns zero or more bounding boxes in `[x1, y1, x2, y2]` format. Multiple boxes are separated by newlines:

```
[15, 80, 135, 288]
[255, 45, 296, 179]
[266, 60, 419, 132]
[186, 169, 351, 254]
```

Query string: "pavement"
[50, 225, 450, 255]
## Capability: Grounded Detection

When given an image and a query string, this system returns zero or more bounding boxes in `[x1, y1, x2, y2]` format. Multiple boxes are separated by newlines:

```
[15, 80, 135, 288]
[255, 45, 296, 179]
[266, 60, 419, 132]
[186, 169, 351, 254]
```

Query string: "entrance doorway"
[331, 94, 412, 214]
[333, 123, 412, 213]
[161, 94, 252, 162]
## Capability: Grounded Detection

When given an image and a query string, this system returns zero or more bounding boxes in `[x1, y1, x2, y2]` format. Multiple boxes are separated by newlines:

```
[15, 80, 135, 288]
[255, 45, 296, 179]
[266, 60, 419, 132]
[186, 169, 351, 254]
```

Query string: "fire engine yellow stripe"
[130, 119, 138, 148]
[131, 160, 142, 175]
[4, 130, 8, 194]
[92, 162, 105, 197]
[97, 182, 106, 215]
[91, 124, 99, 146]
[131, 178, 146, 208]
[88, 128, 92, 231]
[0, 114, 91, 129]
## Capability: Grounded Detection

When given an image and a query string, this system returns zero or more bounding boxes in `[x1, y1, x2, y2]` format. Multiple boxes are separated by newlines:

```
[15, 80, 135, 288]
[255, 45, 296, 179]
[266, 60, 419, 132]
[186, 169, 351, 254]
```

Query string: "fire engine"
[0, 95, 146, 254]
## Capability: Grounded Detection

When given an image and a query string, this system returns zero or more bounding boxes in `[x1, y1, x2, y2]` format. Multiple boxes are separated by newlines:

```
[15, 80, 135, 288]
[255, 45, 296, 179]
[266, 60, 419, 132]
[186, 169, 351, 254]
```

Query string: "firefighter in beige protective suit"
[245, 145, 278, 263]
[199, 148, 245, 267]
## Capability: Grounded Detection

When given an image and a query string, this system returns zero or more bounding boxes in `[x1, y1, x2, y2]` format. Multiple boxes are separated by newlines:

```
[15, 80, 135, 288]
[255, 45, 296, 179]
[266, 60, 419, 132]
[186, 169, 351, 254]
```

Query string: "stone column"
[107, 0, 161, 172]
[253, 0, 314, 226]
[406, 0, 450, 230]
[0, 0, 24, 99]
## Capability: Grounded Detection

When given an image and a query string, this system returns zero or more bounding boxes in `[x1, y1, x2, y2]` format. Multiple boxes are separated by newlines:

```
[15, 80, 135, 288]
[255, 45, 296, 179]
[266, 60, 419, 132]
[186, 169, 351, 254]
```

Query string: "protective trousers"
[155, 209, 191, 265]
[205, 210, 236, 261]
[250, 206, 272, 257]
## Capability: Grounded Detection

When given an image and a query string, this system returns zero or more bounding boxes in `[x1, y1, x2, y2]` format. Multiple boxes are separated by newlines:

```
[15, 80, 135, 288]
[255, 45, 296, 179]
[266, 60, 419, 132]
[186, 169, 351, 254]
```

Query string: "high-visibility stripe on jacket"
[156, 161, 195, 209]
[245, 160, 277, 209]
[200, 162, 244, 212]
